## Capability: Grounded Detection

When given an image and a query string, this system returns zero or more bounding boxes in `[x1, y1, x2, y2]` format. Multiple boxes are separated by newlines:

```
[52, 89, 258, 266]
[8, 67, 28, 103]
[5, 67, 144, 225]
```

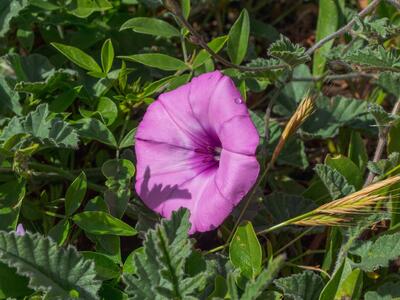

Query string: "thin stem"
[29, 162, 105, 192]
[165, 0, 287, 72]
[292, 72, 377, 82]
[364, 99, 400, 186]
[275, 228, 314, 255]
[306, 0, 382, 55]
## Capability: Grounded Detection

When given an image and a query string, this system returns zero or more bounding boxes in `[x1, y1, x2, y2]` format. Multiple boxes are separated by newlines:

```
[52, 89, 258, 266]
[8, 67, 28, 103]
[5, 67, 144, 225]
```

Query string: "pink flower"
[135, 71, 260, 233]
[16, 223, 25, 236]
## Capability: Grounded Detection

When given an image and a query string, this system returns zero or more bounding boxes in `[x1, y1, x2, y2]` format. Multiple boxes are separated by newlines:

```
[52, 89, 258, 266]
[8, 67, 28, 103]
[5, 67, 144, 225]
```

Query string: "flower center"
[195, 145, 222, 165]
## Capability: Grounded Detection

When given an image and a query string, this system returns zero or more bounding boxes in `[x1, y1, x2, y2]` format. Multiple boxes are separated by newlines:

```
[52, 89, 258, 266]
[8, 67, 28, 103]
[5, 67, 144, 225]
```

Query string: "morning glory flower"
[135, 71, 260, 233]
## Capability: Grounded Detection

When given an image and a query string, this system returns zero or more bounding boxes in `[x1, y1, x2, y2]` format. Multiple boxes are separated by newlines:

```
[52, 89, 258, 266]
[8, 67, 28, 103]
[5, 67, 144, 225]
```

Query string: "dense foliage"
[1, 0, 400, 299]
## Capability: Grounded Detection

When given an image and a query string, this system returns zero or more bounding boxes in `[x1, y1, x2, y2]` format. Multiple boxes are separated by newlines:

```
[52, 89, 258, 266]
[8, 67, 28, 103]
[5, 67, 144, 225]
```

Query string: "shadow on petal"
[139, 167, 192, 211]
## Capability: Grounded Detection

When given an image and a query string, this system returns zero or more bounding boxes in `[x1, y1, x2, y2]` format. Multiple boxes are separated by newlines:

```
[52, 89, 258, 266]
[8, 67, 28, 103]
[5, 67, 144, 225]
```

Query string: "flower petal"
[215, 149, 260, 206]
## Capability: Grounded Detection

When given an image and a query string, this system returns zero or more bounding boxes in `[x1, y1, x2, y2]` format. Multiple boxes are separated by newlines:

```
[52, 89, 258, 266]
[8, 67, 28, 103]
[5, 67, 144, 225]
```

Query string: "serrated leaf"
[120, 17, 180, 38]
[0, 0, 29, 38]
[227, 9, 250, 65]
[124, 209, 209, 300]
[349, 232, 400, 272]
[241, 255, 285, 300]
[229, 221, 262, 279]
[268, 35, 310, 66]
[74, 117, 117, 147]
[0, 104, 79, 149]
[367, 152, 400, 176]
[369, 103, 398, 127]
[315, 164, 356, 200]
[302, 96, 374, 138]
[0, 231, 101, 299]
[0, 75, 22, 115]
[274, 271, 324, 300]
[345, 46, 400, 69]
[73, 211, 137, 236]
[365, 282, 400, 300]
[256, 192, 316, 232]
[52, 42, 102, 73]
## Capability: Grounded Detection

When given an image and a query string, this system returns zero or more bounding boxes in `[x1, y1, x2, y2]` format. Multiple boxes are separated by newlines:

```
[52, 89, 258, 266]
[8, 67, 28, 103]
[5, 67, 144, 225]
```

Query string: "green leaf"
[315, 164, 356, 200]
[0, 231, 101, 299]
[345, 46, 400, 69]
[274, 271, 324, 300]
[120, 17, 180, 38]
[367, 152, 400, 176]
[302, 96, 373, 139]
[75, 117, 117, 147]
[0, 76, 22, 115]
[124, 209, 209, 300]
[101, 39, 114, 73]
[229, 221, 262, 279]
[378, 72, 400, 97]
[319, 259, 352, 300]
[0, 0, 29, 38]
[313, 0, 345, 76]
[326, 155, 363, 189]
[365, 282, 400, 300]
[227, 9, 250, 65]
[268, 35, 310, 66]
[79, 97, 118, 126]
[259, 192, 316, 232]
[241, 255, 285, 300]
[52, 42, 102, 73]
[348, 131, 368, 173]
[0, 178, 25, 231]
[65, 172, 87, 216]
[0, 262, 32, 299]
[227, 273, 239, 300]
[369, 103, 398, 127]
[73, 211, 137, 236]
[123, 247, 144, 275]
[388, 123, 400, 155]
[349, 232, 400, 272]
[48, 219, 71, 246]
[0, 104, 79, 149]
[119, 54, 187, 71]
[102, 159, 135, 218]
[119, 128, 137, 149]
[192, 35, 228, 68]
[81, 251, 121, 280]
[69, 0, 112, 18]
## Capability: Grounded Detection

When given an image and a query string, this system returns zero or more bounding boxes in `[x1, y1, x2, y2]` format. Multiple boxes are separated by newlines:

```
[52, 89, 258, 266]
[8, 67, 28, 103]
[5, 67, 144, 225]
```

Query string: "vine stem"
[305, 0, 382, 55]
[364, 99, 400, 186]
[28, 162, 105, 192]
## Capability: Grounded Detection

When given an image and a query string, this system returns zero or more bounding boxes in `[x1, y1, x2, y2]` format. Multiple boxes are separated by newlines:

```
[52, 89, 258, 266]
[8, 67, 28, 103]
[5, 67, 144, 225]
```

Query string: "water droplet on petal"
[234, 98, 243, 104]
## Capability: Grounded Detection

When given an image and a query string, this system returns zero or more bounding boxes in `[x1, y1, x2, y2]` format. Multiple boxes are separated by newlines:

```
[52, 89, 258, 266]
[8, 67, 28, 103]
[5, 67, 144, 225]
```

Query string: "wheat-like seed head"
[271, 94, 316, 165]
[292, 176, 400, 227]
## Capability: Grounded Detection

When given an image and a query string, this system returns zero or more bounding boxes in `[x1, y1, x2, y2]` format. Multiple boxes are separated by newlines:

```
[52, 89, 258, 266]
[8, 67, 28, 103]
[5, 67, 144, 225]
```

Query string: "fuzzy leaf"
[345, 46, 400, 69]
[268, 35, 310, 66]
[349, 232, 400, 272]
[124, 209, 209, 300]
[241, 255, 285, 300]
[315, 164, 356, 200]
[367, 152, 400, 176]
[0, 104, 79, 149]
[274, 271, 324, 300]
[365, 282, 400, 300]
[0, 0, 29, 38]
[0, 231, 101, 299]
